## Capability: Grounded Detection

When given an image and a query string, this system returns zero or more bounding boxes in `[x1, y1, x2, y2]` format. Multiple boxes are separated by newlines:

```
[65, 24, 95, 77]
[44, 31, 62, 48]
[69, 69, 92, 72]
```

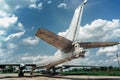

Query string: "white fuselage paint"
[36, 43, 84, 68]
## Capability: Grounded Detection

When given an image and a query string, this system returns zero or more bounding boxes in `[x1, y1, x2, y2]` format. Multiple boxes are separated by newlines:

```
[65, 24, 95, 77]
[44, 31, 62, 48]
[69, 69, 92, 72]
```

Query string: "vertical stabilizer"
[66, 0, 87, 41]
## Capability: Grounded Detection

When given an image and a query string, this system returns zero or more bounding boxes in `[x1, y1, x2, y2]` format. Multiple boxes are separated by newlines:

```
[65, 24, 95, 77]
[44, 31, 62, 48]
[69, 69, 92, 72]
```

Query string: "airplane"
[0, 0, 119, 77]
[35, 0, 119, 75]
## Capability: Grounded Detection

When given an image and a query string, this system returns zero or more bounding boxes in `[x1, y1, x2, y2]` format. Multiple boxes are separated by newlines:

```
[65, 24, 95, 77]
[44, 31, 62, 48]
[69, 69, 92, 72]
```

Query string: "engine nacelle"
[20, 64, 26, 70]
[72, 41, 85, 58]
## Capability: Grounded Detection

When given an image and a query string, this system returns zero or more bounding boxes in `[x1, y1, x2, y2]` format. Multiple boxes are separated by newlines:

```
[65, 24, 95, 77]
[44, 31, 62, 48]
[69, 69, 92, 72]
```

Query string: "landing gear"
[18, 64, 25, 77]
[42, 67, 58, 76]
[52, 67, 58, 75]
[30, 71, 33, 76]
[18, 70, 24, 77]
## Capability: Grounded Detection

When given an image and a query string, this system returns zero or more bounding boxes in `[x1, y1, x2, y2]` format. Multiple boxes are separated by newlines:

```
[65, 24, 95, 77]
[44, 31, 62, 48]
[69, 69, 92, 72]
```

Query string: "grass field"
[59, 71, 120, 76]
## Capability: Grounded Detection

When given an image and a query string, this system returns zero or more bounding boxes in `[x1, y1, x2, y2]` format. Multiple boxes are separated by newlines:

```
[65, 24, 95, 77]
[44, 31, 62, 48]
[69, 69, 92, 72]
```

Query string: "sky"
[0, 0, 120, 66]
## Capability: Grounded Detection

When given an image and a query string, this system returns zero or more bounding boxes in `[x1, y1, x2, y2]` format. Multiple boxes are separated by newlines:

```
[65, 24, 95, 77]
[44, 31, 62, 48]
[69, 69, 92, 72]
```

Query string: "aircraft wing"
[0, 64, 36, 68]
[36, 29, 73, 52]
[79, 42, 120, 49]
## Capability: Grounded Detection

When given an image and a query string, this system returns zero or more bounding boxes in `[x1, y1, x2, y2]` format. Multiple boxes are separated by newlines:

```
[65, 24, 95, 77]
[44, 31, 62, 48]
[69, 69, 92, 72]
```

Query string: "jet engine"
[18, 63, 26, 77]
[20, 63, 25, 70]
[72, 42, 85, 58]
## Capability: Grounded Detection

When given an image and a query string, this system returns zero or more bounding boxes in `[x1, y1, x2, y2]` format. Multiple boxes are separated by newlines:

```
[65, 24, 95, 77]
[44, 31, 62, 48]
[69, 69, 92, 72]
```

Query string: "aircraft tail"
[66, 0, 87, 41]
[36, 29, 73, 52]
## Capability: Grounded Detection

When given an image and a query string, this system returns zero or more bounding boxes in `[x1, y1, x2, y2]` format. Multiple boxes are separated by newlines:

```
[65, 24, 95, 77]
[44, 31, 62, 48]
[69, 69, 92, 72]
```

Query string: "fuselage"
[36, 42, 85, 69]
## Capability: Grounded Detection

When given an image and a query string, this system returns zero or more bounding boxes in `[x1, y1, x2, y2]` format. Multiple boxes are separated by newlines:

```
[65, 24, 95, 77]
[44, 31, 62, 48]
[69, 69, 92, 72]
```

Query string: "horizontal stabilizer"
[79, 42, 120, 49]
[36, 29, 72, 52]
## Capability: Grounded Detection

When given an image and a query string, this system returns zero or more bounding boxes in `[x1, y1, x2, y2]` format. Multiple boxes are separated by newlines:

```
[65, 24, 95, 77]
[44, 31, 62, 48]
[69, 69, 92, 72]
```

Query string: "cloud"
[17, 22, 25, 31]
[21, 55, 43, 63]
[57, 3, 67, 9]
[23, 37, 39, 45]
[59, 19, 120, 41]
[47, 1, 52, 4]
[37, 2, 43, 10]
[5, 0, 35, 10]
[29, 3, 37, 9]
[5, 31, 25, 41]
[0, 15, 26, 42]
[0, 15, 18, 28]
[0, 50, 12, 59]
[0, 30, 5, 35]
[0, 0, 119, 66]
[77, 19, 120, 41]
[58, 30, 67, 37]
[8, 43, 17, 49]
[0, 0, 11, 17]
[29, 2, 43, 10]
[16, 53, 53, 63]
[0, 11, 9, 17]
[0, 0, 43, 14]
[58, 19, 120, 66]
[98, 46, 119, 54]
[0, 0, 42, 63]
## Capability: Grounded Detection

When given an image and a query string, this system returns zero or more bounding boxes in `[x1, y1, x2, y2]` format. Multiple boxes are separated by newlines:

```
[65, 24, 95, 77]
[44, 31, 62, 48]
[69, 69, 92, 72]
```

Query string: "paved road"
[0, 73, 120, 80]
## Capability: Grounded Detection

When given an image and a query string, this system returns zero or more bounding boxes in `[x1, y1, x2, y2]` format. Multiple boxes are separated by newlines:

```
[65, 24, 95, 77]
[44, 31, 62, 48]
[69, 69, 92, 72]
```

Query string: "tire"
[18, 71, 24, 77]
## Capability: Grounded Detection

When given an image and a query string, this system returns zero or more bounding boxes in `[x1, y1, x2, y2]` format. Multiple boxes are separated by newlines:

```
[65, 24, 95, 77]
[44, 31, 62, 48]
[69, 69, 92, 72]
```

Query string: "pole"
[116, 53, 120, 67]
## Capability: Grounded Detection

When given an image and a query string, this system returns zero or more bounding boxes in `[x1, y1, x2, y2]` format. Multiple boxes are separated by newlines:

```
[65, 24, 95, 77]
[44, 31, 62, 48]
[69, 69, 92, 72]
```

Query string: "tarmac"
[0, 73, 120, 80]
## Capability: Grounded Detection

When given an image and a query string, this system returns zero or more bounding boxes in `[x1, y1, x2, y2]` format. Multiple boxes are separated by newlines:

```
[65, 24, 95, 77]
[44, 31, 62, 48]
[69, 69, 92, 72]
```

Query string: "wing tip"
[35, 28, 43, 37]
[83, 0, 87, 4]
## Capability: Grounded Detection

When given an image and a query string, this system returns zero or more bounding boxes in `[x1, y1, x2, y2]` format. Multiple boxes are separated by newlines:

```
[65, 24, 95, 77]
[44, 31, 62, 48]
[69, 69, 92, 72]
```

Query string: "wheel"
[30, 71, 33, 75]
[18, 71, 24, 77]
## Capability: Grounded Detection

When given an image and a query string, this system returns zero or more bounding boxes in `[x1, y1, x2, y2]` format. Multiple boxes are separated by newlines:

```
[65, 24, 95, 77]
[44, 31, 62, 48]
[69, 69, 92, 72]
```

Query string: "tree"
[5, 66, 15, 73]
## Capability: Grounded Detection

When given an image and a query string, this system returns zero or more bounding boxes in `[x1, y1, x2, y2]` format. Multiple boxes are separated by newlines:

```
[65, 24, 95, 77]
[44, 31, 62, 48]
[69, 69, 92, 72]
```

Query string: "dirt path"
[0, 73, 120, 80]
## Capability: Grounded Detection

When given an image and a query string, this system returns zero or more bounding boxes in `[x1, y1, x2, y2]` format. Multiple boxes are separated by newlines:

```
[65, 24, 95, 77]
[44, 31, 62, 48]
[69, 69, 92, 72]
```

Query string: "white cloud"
[106, 53, 115, 57]
[0, 48, 13, 59]
[58, 30, 67, 37]
[0, 0, 45, 18]
[38, 2, 43, 10]
[9, 18, 120, 65]
[0, 0, 43, 14]
[0, 0, 41, 63]
[0, 30, 5, 35]
[29, 3, 37, 9]
[0, 0, 11, 17]
[0, 15, 18, 28]
[57, 3, 67, 9]
[98, 46, 119, 54]
[0, 11, 8, 17]
[78, 19, 120, 41]
[58, 19, 120, 66]
[8, 43, 17, 49]
[18, 53, 53, 63]
[48, 1, 52, 4]
[18, 22, 25, 31]
[29, 2, 43, 10]
[23, 37, 39, 45]
[1, 16, 26, 42]
[0, 42, 2, 48]
[5, 31, 25, 41]
[59, 19, 120, 41]
[5, 0, 34, 10]
[97, 44, 120, 57]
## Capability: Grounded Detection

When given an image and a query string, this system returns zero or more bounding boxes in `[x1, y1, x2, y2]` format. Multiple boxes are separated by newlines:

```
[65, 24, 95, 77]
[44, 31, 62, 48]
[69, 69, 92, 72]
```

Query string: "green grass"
[59, 71, 120, 76]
